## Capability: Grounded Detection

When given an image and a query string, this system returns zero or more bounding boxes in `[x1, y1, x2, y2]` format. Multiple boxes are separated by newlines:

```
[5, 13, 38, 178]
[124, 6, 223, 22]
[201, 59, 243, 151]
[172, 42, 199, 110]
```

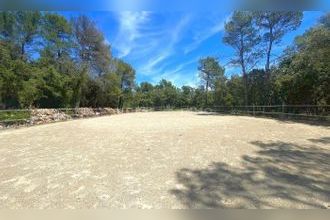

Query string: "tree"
[273, 15, 330, 105]
[41, 13, 73, 62]
[72, 15, 111, 76]
[111, 59, 136, 108]
[180, 86, 195, 107]
[134, 82, 155, 107]
[319, 12, 330, 29]
[223, 11, 261, 105]
[198, 57, 225, 106]
[226, 75, 245, 106]
[246, 69, 268, 105]
[153, 80, 179, 108]
[0, 11, 41, 60]
[254, 11, 303, 74]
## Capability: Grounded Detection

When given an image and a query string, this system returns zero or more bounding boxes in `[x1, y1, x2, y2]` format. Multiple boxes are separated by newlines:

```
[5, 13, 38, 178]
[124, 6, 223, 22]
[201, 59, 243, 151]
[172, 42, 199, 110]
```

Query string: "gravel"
[0, 111, 329, 208]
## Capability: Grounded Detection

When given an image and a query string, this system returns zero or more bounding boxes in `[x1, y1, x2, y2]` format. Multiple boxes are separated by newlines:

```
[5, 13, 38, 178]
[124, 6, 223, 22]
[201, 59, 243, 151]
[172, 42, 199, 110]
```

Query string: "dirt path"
[0, 111, 329, 208]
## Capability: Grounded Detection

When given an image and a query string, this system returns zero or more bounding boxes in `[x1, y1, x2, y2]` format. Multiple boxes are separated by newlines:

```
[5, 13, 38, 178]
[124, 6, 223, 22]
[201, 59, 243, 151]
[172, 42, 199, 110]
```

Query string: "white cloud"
[183, 14, 230, 54]
[138, 15, 191, 76]
[111, 12, 230, 86]
[113, 11, 150, 58]
[150, 57, 199, 86]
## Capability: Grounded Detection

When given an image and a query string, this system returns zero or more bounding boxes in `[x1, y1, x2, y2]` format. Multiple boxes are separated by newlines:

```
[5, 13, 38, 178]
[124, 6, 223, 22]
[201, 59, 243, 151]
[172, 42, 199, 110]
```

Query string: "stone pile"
[30, 109, 71, 125]
[104, 108, 119, 115]
[0, 107, 144, 129]
[73, 108, 96, 118]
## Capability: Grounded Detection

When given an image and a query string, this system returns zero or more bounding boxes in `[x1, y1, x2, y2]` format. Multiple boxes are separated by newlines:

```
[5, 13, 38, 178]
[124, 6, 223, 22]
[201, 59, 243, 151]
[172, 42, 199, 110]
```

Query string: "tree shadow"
[308, 137, 330, 144]
[170, 140, 330, 208]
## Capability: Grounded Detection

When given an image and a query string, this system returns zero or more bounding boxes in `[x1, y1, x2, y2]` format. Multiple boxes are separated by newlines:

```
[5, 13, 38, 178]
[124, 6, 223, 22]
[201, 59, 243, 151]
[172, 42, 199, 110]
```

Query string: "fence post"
[253, 104, 255, 116]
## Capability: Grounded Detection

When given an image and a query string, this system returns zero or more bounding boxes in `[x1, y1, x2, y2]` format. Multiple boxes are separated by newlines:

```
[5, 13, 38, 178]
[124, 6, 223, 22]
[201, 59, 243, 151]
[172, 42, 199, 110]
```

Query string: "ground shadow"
[170, 140, 330, 208]
[308, 137, 330, 144]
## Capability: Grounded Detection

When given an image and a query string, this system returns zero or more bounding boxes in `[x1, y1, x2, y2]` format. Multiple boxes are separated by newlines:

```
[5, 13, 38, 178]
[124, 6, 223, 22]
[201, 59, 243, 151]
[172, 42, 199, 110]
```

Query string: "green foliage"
[0, 11, 329, 111]
[254, 11, 303, 72]
[198, 57, 225, 106]
[0, 11, 41, 59]
[0, 110, 30, 121]
[273, 21, 330, 105]
[41, 13, 73, 60]
[223, 11, 261, 73]
[73, 15, 111, 75]
[134, 82, 155, 107]
[223, 11, 262, 105]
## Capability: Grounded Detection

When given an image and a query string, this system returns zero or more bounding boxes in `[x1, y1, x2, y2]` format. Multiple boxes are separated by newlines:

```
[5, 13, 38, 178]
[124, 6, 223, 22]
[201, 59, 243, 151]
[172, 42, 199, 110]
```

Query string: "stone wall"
[0, 107, 151, 129]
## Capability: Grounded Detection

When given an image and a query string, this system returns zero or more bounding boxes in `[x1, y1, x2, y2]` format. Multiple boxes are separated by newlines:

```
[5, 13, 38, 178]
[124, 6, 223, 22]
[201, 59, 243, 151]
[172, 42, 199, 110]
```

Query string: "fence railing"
[0, 105, 329, 126]
[208, 105, 330, 121]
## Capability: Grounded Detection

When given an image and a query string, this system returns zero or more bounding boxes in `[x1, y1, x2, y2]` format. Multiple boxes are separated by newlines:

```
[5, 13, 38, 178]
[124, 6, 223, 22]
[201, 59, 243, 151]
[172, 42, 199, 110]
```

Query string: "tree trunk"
[240, 36, 248, 106]
[265, 27, 274, 79]
[243, 73, 248, 106]
[21, 42, 25, 59]
[241, 56, 248, 106]
[265, 28, 274, 105]
[205, 75, 209, 106]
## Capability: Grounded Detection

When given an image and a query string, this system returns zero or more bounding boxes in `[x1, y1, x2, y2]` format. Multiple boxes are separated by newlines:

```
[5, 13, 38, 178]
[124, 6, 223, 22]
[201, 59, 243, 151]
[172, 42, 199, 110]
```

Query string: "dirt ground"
[0, 111, 329, 209]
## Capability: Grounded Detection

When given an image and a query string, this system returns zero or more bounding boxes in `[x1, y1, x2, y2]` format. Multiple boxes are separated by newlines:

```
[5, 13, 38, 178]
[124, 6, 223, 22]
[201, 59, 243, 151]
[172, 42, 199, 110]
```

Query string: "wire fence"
[0, 105, 329, 126]
[207, 105, 330, 122]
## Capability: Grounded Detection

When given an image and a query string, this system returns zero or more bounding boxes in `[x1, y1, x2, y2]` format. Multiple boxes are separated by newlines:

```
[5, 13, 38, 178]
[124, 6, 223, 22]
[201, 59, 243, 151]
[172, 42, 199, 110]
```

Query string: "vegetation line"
[0, 12, 329, 110]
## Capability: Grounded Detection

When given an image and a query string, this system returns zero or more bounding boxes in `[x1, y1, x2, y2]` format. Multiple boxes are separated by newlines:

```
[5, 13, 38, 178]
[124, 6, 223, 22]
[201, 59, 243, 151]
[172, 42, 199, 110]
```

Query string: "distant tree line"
[0, 11, 329, 109]
[133, 12, 329, 108]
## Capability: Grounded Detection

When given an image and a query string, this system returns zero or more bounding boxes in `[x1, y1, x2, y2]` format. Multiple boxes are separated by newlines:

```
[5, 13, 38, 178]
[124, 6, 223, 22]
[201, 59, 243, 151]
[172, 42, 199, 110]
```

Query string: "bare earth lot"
[0, 111, 329, 209]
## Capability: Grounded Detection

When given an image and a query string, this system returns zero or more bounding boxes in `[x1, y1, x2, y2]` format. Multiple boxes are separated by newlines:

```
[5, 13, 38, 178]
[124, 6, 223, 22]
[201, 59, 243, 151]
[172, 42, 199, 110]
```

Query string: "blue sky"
[61, 11, 326, 87]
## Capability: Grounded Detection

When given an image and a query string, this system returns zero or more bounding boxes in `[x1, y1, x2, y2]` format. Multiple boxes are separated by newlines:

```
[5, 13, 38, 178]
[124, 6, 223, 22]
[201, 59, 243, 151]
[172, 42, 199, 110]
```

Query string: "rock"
[30, 109, 71, 124]
[74, 108, 95, 118]
[105, 108, 119, 115]
[1, 107, 141, 130]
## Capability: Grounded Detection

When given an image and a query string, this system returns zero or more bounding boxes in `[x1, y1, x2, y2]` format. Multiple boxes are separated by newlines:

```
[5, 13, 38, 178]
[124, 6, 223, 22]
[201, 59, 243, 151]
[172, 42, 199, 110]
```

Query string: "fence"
[0, 105, 329, 127]
[208, 105, 330, 122]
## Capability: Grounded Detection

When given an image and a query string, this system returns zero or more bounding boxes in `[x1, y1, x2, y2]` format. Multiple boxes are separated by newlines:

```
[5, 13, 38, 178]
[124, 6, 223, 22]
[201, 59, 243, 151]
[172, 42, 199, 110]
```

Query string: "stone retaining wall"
[0, 107, 151, 129]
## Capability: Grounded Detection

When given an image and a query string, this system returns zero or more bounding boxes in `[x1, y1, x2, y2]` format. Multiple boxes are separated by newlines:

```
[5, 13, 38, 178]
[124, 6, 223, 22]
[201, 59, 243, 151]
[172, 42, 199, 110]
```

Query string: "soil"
[0, 111, 329, 208]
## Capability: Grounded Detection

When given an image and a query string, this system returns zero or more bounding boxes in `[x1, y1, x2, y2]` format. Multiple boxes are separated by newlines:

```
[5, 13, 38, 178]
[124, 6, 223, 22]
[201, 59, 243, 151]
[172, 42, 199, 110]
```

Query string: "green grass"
[0, 110, 31, 122]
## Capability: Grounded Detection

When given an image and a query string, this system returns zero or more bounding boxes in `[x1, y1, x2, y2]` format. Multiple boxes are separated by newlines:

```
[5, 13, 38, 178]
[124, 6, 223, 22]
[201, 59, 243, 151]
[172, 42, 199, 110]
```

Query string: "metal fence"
[208, 105, 330, 122]
[0, 105, 329, 126]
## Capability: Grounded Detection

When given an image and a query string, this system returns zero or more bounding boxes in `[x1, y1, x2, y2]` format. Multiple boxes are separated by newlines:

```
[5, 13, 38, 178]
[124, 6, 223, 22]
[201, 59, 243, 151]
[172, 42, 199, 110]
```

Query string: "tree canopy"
[0, 11, 329, 110]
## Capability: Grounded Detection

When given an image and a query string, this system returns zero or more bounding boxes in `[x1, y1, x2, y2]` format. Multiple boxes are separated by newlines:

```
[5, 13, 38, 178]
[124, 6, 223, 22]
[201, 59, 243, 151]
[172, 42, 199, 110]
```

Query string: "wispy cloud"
[138, 15, 191, 75]
[113, 11, 150, 58]
[183, 15, 230, 54]
[150, 57, 199, 86]
[111, 12, 230, 86]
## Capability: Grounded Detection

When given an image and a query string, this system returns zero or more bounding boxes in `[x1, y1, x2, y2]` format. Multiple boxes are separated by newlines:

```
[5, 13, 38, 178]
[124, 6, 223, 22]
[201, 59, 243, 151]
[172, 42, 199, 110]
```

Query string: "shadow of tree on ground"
[308, 137, 330, 144]
[170, 139, 330, 208]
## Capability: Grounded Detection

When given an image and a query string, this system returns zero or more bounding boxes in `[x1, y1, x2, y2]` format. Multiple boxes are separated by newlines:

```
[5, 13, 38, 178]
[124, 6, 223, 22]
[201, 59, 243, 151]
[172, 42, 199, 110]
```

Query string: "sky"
[60, 11, 326, 87]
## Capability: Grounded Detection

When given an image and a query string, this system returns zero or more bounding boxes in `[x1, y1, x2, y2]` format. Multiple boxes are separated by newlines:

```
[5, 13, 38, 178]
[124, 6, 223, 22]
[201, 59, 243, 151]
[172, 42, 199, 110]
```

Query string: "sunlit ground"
[0, 111, 329, 208]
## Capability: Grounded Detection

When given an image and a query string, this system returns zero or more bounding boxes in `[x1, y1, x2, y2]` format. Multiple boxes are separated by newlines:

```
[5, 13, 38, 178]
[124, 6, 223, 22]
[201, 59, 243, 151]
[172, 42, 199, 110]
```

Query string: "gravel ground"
[0, 111, 329, 209]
